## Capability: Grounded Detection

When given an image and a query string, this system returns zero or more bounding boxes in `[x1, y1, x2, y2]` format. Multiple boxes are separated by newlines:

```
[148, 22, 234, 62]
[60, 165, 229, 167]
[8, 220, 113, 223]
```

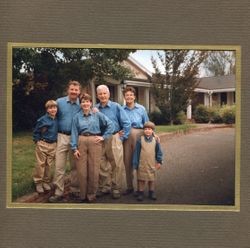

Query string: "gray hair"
[96, 84, 110, 93]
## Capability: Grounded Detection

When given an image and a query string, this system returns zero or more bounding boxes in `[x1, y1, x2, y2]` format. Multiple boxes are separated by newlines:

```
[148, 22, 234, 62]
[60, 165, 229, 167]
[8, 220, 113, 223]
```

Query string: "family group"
[32, 80, 163, 203]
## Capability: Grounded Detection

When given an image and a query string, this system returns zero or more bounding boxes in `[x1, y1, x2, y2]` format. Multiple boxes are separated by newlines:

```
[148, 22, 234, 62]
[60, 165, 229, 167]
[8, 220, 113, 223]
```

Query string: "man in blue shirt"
[49, 80, 81, 203]
[96, 84, 131, 199]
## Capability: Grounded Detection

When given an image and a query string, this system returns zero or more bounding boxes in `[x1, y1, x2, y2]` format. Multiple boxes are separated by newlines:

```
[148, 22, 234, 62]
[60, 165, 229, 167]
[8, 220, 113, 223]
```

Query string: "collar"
[66, 96, 79, 104]
[144, 135, 153, 142]
[98, 100, 111, 108]
[124, 102, 140, 110]
[46, 113, 56, 120]
[82, 110, 93, 117]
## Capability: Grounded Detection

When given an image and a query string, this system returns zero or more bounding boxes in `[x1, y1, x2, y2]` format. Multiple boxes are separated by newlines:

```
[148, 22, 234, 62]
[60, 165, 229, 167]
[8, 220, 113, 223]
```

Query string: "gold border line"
[6, 43, 241, 211]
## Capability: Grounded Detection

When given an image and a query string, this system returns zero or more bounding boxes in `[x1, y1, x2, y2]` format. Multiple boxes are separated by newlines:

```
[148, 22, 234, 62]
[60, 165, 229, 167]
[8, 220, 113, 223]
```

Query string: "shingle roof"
[197, 74, 235, 90]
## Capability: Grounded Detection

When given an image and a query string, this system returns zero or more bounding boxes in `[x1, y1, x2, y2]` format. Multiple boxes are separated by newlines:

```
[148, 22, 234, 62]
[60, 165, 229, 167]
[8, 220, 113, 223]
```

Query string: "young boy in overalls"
[33, 100, 58, 193]
[132, 121, 163, 201]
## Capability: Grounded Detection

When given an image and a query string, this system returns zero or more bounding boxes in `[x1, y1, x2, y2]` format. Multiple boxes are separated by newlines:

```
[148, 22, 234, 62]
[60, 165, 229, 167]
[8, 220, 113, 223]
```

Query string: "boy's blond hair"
[45, 100, 57, 109]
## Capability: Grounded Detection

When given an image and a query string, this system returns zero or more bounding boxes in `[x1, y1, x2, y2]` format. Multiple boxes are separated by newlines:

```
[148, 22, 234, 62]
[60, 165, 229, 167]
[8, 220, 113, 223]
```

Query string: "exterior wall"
[121, 60, 148, 80]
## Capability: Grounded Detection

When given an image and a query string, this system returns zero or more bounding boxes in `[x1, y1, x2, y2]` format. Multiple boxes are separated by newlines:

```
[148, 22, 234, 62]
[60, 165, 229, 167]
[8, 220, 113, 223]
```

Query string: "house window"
[221, 92, 227, 105]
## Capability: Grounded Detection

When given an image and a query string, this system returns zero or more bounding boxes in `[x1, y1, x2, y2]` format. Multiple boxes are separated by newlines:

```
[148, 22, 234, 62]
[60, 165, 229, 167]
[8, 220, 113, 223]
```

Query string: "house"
[194, 74, 235, 106]
[187, 74, 236, 119]
[89, 56, 236, 120]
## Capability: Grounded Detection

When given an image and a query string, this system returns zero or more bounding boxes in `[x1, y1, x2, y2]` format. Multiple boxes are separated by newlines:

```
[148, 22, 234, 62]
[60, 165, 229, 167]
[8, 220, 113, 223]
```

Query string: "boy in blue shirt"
[132, 121, 163, 201]
[33, 100, 58, 193]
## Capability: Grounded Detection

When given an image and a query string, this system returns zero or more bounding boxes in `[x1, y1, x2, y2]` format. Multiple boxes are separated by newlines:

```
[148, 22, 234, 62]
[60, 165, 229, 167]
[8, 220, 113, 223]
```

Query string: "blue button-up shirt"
[96, 100, 131, 141]
[123, 103, 149, 128]
[56, 96, 81, 133]
[33, 113, 58, 142]
[70, 111, 114, 151]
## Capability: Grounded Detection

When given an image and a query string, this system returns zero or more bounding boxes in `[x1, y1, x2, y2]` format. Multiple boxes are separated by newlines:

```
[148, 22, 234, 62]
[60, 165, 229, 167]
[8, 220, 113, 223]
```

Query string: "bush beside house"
[193, 104, 235, 124]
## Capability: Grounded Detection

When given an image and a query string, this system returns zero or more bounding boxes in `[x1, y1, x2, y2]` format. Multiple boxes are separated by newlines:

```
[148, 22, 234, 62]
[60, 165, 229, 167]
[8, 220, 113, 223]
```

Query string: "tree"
[151, 50, 207, 125]
[12, 48, 135, 130]
[202, 51, 236, 76]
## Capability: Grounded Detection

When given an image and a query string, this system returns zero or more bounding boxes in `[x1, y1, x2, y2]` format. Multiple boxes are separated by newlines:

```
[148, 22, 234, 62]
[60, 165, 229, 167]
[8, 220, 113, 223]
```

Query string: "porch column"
[90, 80, 96, 105]
[209, 92, 213, 107]
[117, 84, 123, 105]
[144, 87, 150, 112]
[187, 99, 192, 120]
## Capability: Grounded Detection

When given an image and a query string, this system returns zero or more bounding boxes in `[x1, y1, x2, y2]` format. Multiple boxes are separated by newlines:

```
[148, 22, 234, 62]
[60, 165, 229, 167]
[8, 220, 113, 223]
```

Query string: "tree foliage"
[151, 50, 207, 124]
[13, 48, 135, 130]
[202, 51, 236, 76]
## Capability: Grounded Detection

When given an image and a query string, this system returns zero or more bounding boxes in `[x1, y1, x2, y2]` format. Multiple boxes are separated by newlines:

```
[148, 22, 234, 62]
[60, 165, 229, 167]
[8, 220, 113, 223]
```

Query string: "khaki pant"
[99, 133, 124, 193]
[33, 140, 57, 184]
[75, 136, 102, 201]
[53, 133, 79, 196]
[123, 128, 144, 190]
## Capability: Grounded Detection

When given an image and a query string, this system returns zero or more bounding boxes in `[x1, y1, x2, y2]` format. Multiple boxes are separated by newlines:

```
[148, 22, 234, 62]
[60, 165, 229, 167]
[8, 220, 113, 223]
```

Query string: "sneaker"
[48, 195, 63, 203]
[43, 183, 51, 191]
[122, 188, 134, 195]
[36, 183, 44, 194]
[148, 191, 157, 200]
[112, 190, 121, 199]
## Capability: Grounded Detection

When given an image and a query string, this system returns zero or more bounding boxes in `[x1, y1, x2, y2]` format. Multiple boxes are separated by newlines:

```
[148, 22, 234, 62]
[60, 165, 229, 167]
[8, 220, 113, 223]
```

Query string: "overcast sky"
[130, 49, 208, 77]
[130, 50, 164, 74]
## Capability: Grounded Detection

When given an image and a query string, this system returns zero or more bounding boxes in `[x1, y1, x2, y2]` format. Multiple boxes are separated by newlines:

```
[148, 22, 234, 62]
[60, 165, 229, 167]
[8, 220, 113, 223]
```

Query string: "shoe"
[79, 198, 88, 203]
[122, 188, 134, 195]
[69, 192, 81, 200]
[87, 198, 96, 203]
[96, 189, 110, 198]
[43, 183, 51, 191]
[36, 183, 44, 194]
[133, 190, 139, 197]
[137, 191, 144, 201]
[112, 190, 121, 199]
[48, 195, 63, 203]
[148, 191, 157, 200]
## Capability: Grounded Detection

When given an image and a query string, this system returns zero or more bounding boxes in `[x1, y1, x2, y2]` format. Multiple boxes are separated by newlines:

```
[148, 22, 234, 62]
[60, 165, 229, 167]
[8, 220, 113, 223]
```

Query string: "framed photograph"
[7, 43, 241, 211]
[1, 1, 249, 248]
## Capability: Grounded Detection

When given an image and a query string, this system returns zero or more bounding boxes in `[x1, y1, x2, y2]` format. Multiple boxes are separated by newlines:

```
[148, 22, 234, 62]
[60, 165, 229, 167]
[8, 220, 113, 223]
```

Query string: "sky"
[129, 50, 164, 74]
[129, 49, 212, 77]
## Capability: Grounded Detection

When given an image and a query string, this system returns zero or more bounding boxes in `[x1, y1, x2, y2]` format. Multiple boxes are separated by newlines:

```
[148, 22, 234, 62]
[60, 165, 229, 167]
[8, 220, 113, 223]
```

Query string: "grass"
[155, 124, 196, 134]
[11, 124, 196, 200]
[12, 131, 36, 200]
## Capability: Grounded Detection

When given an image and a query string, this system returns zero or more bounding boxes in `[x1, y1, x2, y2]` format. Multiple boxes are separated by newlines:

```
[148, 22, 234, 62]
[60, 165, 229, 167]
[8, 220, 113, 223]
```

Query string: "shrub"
[208, 106, 223, 124]
[149, 111, 170, 125]
[149, 111, 168, 125]
[173, 110, 187, 125]
[220, 105, 236, 124]
[193, 104, 210, 123]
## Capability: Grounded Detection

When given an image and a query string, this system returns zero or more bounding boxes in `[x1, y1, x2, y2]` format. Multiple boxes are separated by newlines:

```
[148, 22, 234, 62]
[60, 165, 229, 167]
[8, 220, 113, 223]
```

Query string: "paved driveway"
[97, 127, 235, 205]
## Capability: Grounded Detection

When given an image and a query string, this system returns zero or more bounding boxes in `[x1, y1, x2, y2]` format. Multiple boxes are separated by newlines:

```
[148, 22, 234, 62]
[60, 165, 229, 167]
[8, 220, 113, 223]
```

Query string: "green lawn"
[155, 124, 196, 133]
[12, 131, 36, 200]
[12, 124, 196, 200]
